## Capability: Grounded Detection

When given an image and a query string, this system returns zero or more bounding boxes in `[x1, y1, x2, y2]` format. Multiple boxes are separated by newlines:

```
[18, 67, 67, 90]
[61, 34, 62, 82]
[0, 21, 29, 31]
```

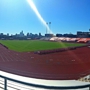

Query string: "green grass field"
[0, 40, 85, 52]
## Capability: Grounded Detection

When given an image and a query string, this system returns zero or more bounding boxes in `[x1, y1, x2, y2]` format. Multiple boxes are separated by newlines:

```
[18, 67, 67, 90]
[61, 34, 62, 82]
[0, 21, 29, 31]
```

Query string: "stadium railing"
[0, 74, 90, 90]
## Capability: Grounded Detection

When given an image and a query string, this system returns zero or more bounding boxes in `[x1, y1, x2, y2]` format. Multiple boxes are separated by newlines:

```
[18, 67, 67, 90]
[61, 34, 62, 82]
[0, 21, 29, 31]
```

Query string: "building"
[77, 31, 90, 38]
[19, 31, 24, 37]
[45, 34, 54, 37]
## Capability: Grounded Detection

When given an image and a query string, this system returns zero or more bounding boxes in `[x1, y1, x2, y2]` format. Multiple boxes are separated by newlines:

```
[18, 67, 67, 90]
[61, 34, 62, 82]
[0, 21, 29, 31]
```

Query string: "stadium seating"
[77, 38, 90, 43]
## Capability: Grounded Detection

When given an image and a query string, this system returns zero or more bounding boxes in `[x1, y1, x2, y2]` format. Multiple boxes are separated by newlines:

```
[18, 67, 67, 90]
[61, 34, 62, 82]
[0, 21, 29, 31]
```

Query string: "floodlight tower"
[46, 22, 51, 34]
[46, 22, 48, 34]
[49, 22, 51, 34]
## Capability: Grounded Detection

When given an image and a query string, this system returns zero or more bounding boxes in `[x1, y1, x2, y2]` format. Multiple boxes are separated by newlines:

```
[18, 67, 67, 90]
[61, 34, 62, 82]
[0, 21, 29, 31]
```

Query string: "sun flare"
[27, 0, 53, 34]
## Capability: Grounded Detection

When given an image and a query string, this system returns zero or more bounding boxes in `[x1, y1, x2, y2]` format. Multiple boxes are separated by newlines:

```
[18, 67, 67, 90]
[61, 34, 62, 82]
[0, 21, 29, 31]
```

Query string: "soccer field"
[0, 40, 85, 52]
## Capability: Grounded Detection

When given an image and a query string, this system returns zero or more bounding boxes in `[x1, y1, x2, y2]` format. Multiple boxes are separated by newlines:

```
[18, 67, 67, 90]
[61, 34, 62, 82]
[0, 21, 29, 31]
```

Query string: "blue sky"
[0, 0, 90, 35]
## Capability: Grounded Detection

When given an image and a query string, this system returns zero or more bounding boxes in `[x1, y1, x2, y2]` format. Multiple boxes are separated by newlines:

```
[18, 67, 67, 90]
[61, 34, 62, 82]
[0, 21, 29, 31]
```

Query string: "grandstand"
[40, 37, 90, 43]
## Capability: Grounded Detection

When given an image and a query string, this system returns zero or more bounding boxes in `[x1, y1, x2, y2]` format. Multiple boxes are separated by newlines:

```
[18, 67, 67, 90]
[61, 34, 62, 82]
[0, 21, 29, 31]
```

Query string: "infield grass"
[0, 40, 85, 52]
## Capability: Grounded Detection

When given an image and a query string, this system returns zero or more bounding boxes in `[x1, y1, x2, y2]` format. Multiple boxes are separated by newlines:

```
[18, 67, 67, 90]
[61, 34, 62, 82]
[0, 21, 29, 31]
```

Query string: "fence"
[0, 75, 90, 90]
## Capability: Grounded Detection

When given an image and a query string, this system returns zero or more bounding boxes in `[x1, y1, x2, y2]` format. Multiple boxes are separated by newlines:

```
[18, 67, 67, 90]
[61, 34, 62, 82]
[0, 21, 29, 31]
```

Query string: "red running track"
[0, 44, 90, 80]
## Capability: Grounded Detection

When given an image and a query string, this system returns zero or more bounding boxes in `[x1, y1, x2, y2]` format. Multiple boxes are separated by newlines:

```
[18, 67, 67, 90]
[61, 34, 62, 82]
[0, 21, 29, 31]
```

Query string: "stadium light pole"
[46, 22, 51, 34]
[46, 22, 48, 34]
[49, 22, 51, 34]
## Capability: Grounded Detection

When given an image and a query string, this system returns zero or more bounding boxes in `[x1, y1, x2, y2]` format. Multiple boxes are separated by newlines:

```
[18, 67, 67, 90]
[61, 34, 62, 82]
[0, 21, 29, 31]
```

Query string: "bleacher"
[40, 37, 90, 44]
[77, 38, 90, 43]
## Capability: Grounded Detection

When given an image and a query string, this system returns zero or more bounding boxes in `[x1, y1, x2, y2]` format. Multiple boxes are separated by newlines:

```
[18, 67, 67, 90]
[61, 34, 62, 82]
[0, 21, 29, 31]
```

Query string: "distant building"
[7, 33, 9, 36]
[27, 32, 30, 37]
[56, 33, 76, 38]
[56, 34, 62, 37]
[45, 34, 54, 37]
[39, 33, 42, 37]
[19, 31, 24, 37]
[77, 31, 90, 38]
[0, 33, 4, 36]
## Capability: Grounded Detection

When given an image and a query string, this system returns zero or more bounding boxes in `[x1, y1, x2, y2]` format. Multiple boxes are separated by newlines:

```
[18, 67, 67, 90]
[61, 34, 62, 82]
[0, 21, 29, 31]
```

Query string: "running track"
[0, 44, 90, 80]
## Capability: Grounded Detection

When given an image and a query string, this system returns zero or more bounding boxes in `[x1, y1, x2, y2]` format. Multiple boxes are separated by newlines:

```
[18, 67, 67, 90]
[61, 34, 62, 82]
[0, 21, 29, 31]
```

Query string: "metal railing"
[0, 74, 90, 90]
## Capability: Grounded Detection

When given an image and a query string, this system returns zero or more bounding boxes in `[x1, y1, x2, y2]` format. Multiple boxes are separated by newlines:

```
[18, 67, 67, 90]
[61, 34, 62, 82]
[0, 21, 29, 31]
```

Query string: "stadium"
[0, 37, 90, 90]
[1, 0, 90, 89]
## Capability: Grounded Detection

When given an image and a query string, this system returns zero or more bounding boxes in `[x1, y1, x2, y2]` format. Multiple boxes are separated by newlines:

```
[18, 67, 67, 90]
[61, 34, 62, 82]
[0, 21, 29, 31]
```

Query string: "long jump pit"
[0, 44, 90, 89]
